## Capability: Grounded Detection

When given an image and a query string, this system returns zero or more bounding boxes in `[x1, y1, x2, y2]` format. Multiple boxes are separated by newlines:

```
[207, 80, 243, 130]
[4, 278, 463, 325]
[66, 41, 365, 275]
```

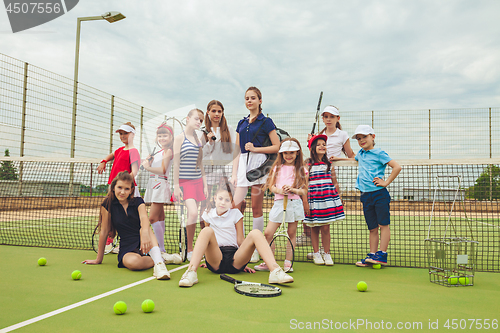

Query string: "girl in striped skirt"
[304, 134, 345, 266]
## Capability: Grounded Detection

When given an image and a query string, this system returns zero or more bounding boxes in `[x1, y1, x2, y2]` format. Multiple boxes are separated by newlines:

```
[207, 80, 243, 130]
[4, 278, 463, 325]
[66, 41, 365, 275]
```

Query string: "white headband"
[116, 124, 136, 134]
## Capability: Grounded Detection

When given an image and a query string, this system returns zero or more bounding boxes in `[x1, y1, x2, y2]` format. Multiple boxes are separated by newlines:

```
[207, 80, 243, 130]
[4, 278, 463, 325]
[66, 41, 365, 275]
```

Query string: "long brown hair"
[204, 100, 233, 154]
[99, 171, 136, 238]
[246, 86, 262, 117]
[264, 138, 307, 192]
[205, 177, 234, 213]
[187, 108, 203, 169]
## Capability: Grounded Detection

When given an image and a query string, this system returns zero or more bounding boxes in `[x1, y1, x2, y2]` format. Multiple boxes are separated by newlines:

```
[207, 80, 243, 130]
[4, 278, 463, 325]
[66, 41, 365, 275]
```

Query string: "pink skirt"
[179, 177, 206, 202]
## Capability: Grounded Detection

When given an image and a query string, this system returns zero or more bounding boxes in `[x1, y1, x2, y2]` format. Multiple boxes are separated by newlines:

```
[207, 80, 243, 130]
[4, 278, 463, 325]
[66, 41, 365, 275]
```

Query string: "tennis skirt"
[236, 152, 268, 187]
[144, 176, 172, 204]
[179, 177, 206, 202]
[268, 198, 305, 223]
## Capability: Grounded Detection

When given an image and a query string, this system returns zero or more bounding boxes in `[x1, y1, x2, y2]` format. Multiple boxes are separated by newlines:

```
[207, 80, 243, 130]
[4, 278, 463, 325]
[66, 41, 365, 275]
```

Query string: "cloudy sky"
[1, 0, 499, 117]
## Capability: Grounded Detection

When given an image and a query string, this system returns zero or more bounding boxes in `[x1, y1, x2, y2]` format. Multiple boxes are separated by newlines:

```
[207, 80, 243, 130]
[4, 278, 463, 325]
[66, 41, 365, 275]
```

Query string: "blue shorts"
[360, 188, 391, 230]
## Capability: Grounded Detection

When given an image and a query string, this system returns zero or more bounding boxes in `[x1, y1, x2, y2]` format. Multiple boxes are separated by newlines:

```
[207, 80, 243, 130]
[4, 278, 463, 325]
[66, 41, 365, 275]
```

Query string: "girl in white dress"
[142, 123, 181, 264]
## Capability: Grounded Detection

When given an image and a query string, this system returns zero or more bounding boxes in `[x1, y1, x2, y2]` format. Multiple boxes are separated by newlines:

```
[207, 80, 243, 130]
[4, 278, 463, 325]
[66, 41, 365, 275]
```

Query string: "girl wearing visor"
[98, 122, 141, 197]
[254, 138, 308, 273]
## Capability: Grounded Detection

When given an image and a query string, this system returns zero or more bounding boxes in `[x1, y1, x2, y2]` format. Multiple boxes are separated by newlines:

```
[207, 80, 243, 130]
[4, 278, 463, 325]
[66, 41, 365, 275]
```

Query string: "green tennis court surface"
[1, 245, 499, 333]
[1, 213, 498, 271]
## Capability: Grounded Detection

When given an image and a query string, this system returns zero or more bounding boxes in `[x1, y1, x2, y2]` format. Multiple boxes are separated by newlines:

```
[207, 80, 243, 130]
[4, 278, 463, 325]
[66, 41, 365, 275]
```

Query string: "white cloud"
[0, 0, 499, 116]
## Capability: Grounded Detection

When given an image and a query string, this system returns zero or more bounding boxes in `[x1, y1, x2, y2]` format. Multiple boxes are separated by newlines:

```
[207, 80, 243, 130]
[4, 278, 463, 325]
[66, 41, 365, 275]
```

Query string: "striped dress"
[304, 162, 345, 226]
[179, 134, 202, 180]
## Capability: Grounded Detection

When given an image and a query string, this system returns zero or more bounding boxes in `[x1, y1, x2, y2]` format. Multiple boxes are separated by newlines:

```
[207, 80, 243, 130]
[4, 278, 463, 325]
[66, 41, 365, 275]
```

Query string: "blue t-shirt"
[236, 113, 276, 154]
[355, 148, 392, 193]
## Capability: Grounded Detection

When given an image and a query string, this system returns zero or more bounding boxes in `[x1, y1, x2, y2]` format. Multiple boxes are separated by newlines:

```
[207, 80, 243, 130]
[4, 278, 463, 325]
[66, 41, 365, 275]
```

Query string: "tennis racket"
[92, 225, 118, 255]
[311, 91, 323, 135]
[220, 274, 282, 298]
[177, 200, 188, 262]
[270, 195, 294, 272]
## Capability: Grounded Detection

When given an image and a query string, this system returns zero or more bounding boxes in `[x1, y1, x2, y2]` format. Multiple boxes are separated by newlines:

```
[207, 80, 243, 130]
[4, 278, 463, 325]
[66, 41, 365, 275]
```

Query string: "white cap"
[321, 105, 340, 116]
[278, 140, 300, 153]
[116, 124, 136, 134]
[352, 125, 375, 139]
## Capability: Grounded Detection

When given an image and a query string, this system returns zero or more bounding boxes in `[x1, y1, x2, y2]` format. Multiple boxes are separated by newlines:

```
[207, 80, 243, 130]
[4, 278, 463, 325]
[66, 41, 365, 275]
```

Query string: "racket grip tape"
[220, 274, 236, 284]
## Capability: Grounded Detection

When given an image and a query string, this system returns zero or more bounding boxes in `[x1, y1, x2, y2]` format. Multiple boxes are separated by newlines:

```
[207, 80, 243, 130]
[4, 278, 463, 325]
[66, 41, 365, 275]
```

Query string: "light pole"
[70, 11, 125, 158]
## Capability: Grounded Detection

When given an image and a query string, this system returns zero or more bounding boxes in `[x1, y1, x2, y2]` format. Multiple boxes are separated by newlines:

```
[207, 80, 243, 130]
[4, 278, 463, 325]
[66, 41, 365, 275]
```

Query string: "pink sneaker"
[254, 263, 270, 271]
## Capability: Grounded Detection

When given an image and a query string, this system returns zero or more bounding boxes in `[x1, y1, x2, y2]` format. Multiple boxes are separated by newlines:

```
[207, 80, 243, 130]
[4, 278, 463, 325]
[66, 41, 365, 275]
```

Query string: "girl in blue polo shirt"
[348, 125, 401, 266]
[231, 86, 281, 263]
[82, 171, 171, 280]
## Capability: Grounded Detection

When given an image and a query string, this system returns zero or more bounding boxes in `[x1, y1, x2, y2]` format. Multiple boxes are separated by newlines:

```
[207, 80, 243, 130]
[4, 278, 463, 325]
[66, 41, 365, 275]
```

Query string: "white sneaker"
[323, 253, 334, 266]
[313, 252, 325, 265]
[187, 251, 193, 262]
[162, 253, 183, 265]
[254, 263, 270, 271]
[307, 248, 324, 260]
[250, 250, 260, 263]
[111, 244, 120, 254]
[153, 262, 170, 280]
[179, 269, 198, 287]
[268, 267, 294, 284]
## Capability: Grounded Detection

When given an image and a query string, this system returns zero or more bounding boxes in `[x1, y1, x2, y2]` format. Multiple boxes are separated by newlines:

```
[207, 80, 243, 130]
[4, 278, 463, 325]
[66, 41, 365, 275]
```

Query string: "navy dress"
[102, 197, 145, 267]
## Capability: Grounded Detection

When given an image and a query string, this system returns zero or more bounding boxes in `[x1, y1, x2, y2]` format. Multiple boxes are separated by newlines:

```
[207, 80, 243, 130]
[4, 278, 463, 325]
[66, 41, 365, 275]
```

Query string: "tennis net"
[1, 157, 499, 272]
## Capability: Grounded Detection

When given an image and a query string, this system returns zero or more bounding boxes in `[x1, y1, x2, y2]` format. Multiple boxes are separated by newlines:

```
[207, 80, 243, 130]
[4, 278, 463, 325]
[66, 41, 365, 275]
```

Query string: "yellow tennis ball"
[459, 277, 470, 285]
[113, 301, 127, 315]
[448, 276, 459, 285]
[357, 281, 368, 292]
[372, 264, 381, 269]
[71, 270, 82, 280]
[38, 257, 47, 266]
[141, 299, 155, 313]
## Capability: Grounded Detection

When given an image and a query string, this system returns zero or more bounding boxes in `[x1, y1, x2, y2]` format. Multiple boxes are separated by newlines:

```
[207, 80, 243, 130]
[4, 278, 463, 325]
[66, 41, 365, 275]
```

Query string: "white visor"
[278, 140, 300, 153]
[321, 105, 340, 116]
[116, 124, 136, 134]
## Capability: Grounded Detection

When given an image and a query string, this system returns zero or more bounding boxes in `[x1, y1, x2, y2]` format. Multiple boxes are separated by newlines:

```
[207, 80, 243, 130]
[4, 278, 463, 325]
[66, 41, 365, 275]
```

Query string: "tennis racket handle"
[311, 123, 316, 135]
[220, 274, 236, 284]
[283, 195, 288, 210]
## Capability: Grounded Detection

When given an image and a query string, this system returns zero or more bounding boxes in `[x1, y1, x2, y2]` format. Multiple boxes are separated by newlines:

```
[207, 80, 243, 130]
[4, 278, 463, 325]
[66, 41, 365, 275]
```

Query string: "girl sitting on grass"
[82, 171, 171, 280]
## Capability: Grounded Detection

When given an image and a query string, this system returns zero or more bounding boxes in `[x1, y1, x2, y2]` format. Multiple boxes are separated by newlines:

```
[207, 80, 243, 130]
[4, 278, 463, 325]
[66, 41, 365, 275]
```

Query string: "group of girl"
[84, 86, 352, 287]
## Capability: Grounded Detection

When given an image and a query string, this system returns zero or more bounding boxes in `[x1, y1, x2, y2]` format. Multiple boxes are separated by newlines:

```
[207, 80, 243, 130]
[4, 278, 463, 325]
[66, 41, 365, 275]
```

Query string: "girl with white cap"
[254, 138, 308, 273]
[310, 105, 355, 160]
[299, 106, 354, 247]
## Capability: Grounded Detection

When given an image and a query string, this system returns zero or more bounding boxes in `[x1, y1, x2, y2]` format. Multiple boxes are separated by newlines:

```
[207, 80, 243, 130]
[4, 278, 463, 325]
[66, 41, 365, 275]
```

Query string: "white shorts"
[236, 152, 268, 187]
[268, 199, 305, 223]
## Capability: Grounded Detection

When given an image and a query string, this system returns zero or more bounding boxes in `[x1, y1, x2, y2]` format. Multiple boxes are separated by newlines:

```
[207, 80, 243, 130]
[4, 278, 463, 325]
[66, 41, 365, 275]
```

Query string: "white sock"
[152, 221, 165, 252]
[253, 216, 264, 232]
[149, 246, 163, 265]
